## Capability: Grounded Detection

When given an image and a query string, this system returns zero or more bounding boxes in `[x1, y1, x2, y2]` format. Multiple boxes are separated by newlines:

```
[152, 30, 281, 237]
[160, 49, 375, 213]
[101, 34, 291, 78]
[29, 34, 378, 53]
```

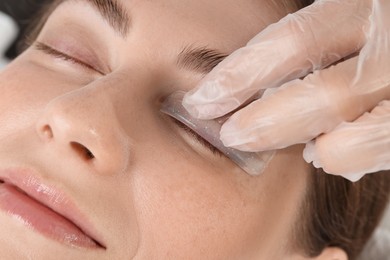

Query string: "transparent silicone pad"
[161, 91, 275, 176]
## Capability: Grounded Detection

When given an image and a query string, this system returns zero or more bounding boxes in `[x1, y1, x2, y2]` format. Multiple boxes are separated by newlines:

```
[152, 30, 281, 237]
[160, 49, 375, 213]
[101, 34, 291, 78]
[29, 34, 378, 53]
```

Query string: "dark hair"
[21, 0, 390, 259]
[18, 0, 61, 53]
[298, 0, 315, 8]
[294, 169, 390, 259]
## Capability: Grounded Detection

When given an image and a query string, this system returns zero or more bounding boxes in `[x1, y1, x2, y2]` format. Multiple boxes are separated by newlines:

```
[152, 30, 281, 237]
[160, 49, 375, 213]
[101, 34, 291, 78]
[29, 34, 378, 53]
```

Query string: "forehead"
[56, 0, 290, 53]
[135, 0, 291, 49]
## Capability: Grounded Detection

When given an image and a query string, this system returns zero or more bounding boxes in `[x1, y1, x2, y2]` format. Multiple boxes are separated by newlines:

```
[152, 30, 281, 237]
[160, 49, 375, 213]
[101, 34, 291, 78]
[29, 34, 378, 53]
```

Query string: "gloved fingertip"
[182, 85, 229, 119]
[181, 98, 203, 118]
[220, 118, 242, 147]
[220, 119, 252, 150]
[303, 142, 332, 171]
[303, 142, 367, 182]
[182, 100, 223, 120]
[303, 141, 319, 165]
[220, 119, 264, 152]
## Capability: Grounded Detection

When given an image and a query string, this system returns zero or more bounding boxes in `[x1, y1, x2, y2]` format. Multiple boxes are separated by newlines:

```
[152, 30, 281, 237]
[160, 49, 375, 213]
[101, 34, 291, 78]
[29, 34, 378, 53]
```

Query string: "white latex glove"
[183, 0, 390, 182]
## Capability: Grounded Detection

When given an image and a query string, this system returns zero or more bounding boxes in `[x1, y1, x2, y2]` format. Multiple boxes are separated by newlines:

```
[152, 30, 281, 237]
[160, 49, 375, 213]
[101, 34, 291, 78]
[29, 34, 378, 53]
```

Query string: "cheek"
[0, 53, 90, 138]
[131, 140, 309, 258]
[131, 140, 270, 258]
[0, 61, 37, 108]
[133, 173, 253, 257]
[0, 60, 46, 137]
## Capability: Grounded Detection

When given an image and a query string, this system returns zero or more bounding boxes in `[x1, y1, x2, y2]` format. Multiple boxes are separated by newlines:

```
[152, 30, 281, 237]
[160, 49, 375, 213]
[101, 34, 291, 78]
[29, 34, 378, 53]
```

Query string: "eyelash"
[34, 41, 102, 73]
[35, 41, 223, 157]
[170, 117, 224, 158]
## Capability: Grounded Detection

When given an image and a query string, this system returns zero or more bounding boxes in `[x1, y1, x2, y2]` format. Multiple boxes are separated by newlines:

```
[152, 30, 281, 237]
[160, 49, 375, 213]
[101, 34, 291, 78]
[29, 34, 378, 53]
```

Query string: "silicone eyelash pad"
[160, 91, 275, 176]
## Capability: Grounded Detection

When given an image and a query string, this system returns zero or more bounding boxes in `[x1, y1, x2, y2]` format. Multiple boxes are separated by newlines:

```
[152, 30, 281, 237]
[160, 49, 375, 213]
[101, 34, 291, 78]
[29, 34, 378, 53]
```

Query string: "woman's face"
[0, 0, 311, 259]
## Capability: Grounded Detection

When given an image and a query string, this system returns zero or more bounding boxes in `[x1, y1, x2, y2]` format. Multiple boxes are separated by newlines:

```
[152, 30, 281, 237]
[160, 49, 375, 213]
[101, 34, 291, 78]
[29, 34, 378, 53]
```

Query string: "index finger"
[183, 0, 372, 119]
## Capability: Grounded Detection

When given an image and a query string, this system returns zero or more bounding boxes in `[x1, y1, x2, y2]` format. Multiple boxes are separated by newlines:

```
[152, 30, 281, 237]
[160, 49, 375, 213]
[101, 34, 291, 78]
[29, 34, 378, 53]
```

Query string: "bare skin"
[0, 0, 346, 259]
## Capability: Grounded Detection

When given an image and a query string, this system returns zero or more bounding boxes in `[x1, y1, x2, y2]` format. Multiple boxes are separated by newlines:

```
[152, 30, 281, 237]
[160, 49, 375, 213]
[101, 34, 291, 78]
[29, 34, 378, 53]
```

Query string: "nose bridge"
[36, 84, 131, 176]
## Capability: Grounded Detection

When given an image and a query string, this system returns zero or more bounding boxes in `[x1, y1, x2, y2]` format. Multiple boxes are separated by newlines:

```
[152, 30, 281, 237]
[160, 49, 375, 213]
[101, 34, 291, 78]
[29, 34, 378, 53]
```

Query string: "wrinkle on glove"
[183, 0, 371, 119]
[184, 0, 390, 181]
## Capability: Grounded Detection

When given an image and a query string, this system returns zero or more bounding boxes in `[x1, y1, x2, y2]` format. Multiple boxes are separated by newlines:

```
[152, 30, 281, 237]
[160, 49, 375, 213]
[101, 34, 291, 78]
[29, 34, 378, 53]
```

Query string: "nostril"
[70, 142, 95, 160]
[85, 149, 95, 159]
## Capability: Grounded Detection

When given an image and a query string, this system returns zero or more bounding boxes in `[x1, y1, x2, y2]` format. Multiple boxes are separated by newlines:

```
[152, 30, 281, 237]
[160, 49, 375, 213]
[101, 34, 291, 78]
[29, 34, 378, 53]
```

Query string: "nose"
[35, 87, 130, 175]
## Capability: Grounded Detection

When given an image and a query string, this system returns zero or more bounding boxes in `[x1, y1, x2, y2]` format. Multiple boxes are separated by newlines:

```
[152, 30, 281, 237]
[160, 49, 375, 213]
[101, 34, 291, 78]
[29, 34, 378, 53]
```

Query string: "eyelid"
[34, 41, 105, 75]
[161, 91, 275, 176]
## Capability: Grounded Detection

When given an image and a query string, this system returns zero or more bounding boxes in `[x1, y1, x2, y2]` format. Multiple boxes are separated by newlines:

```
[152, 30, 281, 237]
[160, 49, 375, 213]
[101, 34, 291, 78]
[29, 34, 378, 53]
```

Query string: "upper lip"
[0, 167, 106, 249]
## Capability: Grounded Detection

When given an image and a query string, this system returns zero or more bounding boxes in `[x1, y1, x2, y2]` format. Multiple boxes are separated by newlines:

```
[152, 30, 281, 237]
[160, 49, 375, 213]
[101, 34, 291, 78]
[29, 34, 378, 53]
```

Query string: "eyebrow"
[177, 45, 229, 75]
[66, 0, 228, 74]
[69, 0, 131, 37]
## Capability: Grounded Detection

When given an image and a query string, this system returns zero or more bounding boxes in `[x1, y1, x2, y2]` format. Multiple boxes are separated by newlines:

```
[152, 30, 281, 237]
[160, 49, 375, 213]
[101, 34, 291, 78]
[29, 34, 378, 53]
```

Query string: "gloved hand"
[183, 0, 390, 182]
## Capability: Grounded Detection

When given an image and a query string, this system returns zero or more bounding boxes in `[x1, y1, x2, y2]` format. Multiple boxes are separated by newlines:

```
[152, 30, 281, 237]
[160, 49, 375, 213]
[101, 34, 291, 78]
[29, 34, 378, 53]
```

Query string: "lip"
[0, 167, 105, 249]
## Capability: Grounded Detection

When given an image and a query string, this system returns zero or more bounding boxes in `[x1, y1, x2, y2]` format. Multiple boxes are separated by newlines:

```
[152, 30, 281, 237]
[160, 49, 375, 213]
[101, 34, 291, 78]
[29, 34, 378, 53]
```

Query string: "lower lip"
[0, 182, 98, 248]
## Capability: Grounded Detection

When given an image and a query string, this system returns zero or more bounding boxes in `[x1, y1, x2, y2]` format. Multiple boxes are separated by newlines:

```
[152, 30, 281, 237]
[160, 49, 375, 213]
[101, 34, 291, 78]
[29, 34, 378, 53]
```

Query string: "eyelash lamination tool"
[160, 91, 275, 176]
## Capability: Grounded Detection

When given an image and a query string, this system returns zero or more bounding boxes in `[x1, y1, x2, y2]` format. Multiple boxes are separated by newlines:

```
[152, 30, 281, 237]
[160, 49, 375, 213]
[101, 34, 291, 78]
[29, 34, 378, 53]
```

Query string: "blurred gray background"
[0, 0, 49, 58]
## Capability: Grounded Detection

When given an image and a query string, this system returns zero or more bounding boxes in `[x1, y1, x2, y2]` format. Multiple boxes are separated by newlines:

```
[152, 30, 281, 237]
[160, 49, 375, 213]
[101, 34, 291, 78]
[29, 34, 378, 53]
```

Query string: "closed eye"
[169, 117, 225, 158]
[34, 41, 105, 75]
